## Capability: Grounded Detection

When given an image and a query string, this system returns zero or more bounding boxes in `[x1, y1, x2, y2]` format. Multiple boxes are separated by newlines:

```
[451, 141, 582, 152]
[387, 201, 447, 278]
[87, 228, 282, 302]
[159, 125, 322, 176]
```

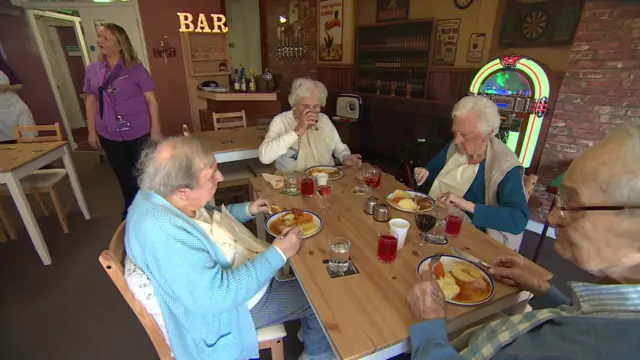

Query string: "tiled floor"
[0, 153, 593, 360]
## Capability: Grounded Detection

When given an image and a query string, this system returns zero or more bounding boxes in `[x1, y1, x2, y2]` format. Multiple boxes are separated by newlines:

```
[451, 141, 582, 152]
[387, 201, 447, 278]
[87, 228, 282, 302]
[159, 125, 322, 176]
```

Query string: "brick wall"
[537, 0, 640, 181]
[531, 0, 640, 222]
[263, 0, 319, 110]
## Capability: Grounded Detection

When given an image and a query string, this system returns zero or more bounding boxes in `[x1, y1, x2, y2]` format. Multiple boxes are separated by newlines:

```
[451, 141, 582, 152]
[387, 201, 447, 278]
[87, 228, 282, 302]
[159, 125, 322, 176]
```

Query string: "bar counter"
[197, 91, 282, 131]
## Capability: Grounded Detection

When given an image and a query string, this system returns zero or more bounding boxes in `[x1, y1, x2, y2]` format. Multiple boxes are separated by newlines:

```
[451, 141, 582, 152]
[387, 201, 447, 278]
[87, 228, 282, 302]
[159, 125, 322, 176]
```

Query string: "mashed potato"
[397, 198, 417, 210]
[437, 273, 461, 300]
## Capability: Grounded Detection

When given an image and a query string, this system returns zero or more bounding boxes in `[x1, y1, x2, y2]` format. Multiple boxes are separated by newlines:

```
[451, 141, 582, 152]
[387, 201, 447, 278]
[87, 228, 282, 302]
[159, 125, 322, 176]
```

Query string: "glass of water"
[284, 172, 297, 193]
[328, 237, 351, 274]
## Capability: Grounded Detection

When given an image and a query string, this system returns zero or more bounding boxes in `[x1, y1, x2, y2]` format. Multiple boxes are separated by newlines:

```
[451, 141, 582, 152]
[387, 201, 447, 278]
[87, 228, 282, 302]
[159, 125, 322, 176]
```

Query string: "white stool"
[257, 323, 286, 360]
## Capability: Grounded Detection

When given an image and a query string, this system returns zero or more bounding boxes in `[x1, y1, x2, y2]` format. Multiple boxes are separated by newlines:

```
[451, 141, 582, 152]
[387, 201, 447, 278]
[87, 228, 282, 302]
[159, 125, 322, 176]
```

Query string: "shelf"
[196, 90, 277, 101]
[357, 67, 427, 72]
[191, 58, 229, 62]
[358, 48, 429, 52]
[191, 72, 231, 76]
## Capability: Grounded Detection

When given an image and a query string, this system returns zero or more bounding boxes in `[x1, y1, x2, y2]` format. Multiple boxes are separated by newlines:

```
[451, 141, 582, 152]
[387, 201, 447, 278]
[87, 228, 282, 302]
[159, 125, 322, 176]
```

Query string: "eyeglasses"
[299, 104, 322, 112]
[554, 194, 640, 220]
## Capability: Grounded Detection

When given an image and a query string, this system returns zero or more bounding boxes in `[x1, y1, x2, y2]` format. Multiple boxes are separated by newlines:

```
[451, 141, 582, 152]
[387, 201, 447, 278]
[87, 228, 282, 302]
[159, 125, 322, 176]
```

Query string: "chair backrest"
[15, 123, 63, 143]
[98, 221, 174, 360]
[212, 110, 247, 131]
[524, 174, 538, 201]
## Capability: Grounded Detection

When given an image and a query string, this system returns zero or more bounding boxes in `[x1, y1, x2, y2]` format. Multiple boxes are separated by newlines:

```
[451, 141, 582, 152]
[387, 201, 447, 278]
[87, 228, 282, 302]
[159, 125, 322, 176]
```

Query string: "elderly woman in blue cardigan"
[124, 136, 334, 360]
[414, 96, 529, 251]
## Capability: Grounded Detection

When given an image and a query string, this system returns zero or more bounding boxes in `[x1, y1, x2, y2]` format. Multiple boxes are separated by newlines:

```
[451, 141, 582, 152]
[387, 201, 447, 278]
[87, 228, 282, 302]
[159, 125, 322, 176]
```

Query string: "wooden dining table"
[190, 126, 268, 164]
[249, 167, 552, 360]
[0, 142, 90, 265]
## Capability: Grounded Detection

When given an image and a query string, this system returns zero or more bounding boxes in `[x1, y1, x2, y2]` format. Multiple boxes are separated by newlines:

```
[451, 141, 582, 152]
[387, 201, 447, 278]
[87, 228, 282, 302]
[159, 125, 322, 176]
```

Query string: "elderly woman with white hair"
[259, 77, 362, 172]
[124, 136, 335, 360]
[414, 96, 529, 250]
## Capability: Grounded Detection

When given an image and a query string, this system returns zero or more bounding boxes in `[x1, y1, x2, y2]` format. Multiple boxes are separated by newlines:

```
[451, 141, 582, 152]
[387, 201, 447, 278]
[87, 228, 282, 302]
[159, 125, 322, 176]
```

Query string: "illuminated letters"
[177, 12, 229, 33]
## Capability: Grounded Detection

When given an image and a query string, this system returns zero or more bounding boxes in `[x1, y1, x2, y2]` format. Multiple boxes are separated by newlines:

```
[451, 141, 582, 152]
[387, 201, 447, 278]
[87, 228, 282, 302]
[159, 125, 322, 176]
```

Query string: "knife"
[451, 248, 491, 268]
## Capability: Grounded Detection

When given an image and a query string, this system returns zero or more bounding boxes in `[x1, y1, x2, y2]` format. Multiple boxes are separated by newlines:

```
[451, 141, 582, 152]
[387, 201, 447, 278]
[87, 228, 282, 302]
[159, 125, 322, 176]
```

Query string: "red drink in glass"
[377, 233, 398, 263]
[373, 168, 382, 188]
[363, 176, 377, 187]
[445, 215, 463, 237]
[301, 176, 314, 196]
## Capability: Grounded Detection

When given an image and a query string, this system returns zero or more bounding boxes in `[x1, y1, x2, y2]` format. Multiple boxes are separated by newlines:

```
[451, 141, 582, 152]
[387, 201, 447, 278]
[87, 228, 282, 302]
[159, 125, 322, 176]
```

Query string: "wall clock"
[522, 10, 549, 40]
[454, 0, 474, 9]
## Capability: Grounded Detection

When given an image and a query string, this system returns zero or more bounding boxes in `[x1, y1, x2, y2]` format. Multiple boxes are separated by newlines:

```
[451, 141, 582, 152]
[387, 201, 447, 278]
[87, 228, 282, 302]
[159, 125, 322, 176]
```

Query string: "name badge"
[116, 115, 132, 132]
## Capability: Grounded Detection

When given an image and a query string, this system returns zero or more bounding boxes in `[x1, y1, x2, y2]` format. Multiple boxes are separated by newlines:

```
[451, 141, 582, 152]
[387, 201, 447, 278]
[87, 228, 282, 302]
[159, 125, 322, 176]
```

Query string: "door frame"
[25, 10, 89, 148]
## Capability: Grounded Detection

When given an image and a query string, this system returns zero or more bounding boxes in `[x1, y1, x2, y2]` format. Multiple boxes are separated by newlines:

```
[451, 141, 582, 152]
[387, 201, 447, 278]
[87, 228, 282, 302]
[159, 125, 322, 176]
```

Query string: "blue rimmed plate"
[417, 254, 495, 306]
[304, 165, 344, 180]
[265, 209, 323, 239]
[386, 190, 435, 213]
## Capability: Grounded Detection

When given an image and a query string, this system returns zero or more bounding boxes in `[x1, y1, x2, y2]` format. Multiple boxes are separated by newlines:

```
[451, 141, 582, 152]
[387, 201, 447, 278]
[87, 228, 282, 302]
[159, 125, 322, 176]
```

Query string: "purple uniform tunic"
[83, 60, 155, 141]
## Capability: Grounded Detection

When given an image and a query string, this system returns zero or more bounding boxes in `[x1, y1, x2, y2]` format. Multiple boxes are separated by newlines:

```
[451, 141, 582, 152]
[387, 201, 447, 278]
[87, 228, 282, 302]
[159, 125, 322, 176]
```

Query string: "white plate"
[304, 165, 344, 180]
[417, 255, 495, 306]
[385, 190, 435, 213]
[265, 210, 323, 239]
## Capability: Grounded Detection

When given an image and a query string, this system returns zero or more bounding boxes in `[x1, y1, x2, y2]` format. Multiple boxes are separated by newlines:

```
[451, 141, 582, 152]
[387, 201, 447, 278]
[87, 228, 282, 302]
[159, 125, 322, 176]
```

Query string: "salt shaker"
[363, 197, 379, 215]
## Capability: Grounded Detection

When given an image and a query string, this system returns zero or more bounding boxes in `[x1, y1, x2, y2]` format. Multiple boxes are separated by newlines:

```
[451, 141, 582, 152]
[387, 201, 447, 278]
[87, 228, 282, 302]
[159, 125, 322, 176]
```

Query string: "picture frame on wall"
[467, 33, 486, 63]
[318, 0, 343, 61]
[376, 0, 409, 23]
[433, 19, 460, 66]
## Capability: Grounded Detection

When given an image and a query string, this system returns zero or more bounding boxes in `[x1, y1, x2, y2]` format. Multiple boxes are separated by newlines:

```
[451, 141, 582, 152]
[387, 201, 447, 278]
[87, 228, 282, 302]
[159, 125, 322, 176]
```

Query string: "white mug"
[389, 218, 410, 249]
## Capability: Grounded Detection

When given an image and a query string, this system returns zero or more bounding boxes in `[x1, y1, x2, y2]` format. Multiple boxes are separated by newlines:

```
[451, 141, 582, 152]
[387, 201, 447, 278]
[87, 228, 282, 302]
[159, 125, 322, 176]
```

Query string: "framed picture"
[376, 0, 409, 23]
[467, 33, 486, 63]
[318, 0, 343, 61]
[433, 19, 460, 66]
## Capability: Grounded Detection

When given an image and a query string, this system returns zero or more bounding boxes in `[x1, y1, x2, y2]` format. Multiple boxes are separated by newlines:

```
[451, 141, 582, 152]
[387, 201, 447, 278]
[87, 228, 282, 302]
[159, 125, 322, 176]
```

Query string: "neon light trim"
[469, 56, 550, 168]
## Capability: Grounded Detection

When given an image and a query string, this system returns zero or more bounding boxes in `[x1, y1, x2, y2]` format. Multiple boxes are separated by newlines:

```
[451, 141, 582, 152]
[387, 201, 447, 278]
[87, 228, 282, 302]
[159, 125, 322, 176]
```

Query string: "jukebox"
[469, 55, 551, 169]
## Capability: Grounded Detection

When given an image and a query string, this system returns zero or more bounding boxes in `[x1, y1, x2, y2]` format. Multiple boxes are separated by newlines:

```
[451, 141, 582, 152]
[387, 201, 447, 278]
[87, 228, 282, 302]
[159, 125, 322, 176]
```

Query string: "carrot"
[434, 261, 445, 280]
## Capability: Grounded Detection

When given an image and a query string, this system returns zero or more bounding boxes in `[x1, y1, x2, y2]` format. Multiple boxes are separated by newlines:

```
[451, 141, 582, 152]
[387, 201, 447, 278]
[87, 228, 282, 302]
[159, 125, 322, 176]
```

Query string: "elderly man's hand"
[414, 167, 429, 186]
[343, 154, 362, 168]
[437, 192, 476, 214]
[489, 255, 550, 296]
[248, 198, 270, 215]
[407, 271, 446, 321]
[273, 227, 303, 259]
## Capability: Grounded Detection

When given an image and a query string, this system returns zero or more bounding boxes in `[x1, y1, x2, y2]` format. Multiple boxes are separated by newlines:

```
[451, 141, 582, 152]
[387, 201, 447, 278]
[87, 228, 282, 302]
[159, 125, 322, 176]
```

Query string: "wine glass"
[415, 209, 447, 245]
[363, 167, 380, 197]
[317, 178, 333, 209]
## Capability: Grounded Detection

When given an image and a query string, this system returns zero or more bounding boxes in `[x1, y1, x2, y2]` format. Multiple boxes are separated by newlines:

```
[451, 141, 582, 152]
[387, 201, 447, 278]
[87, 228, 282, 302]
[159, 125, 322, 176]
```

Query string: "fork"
[429, 252, 443, 280]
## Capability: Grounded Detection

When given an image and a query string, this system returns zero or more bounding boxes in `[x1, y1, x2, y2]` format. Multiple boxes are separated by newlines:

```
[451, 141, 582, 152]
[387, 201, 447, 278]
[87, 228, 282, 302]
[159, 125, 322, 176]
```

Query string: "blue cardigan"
[125, 191, 286, 360]
[420, 143, 529, 234]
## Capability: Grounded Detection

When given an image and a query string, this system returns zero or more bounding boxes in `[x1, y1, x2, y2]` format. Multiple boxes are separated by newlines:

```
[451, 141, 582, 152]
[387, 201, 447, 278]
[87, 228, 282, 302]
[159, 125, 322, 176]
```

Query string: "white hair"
[607, 124, 640, 212]
[451, 96, 501, 136]
[137, 136, 216, 197]
[288, 77, 328, 108]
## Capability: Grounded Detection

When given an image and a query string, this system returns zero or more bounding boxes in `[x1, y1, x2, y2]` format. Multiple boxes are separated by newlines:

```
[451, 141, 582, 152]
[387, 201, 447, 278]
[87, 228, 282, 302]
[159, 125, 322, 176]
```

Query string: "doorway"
[225, 0, 262, 74]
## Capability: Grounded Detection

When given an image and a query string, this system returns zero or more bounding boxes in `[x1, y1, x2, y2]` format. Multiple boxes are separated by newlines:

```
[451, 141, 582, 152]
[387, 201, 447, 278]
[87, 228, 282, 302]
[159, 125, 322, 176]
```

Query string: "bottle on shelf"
[233, 69, 240, 92]
[239, 64, 247, 93]
[249, 67, 257, 93]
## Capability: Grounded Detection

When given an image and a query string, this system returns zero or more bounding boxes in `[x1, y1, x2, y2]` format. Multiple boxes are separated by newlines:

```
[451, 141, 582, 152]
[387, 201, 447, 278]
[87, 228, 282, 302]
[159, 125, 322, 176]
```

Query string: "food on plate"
[398, 198, 418, 211]
[268, 208, 319, 236]
[388, 190, 434, 211]
[306, 167, 341, 180]
[269, 205, 283, 214]
[430, 259, 492, 303]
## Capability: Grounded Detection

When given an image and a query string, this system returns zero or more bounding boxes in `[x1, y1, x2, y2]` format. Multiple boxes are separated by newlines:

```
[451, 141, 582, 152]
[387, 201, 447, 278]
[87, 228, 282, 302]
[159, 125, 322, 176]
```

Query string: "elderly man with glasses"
[406, 125, 640, 360]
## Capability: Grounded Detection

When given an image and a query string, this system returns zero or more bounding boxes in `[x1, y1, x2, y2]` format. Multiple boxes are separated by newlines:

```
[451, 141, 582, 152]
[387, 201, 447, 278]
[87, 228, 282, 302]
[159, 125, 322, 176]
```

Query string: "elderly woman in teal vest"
[414, 96, 529, 250]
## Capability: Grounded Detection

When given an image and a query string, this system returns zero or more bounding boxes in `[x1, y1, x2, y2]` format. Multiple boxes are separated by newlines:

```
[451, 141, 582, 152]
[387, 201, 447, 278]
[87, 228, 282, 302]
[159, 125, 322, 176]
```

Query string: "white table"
[0, 142, 91, 265]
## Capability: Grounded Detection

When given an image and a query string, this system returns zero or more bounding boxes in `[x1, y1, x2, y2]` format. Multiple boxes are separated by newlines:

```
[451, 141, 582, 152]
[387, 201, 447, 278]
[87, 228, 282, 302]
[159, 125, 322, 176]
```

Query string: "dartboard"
[522, 10, 548, 39]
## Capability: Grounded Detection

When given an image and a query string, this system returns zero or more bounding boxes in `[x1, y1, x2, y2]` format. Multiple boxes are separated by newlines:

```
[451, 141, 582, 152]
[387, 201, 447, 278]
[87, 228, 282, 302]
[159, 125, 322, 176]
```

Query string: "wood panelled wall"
[317, 65, 355, 93]
[426, 68, 477, 103]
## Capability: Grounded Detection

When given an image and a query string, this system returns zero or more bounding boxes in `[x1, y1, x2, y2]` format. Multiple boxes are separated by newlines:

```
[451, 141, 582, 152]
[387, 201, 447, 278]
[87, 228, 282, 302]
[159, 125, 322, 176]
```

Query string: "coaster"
[350, 186, 368, 195]
[323, 259, 360, 278]
[421, 232, 448, 245]
[280, 188, 300, 196]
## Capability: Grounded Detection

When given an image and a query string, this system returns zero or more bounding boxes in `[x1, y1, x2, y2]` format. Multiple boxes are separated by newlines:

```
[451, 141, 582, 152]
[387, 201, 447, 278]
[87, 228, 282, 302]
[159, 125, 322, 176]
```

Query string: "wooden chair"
[0, 123, 70, 236]
[99, 221, 286, 360]
[212, 110, 247, 131]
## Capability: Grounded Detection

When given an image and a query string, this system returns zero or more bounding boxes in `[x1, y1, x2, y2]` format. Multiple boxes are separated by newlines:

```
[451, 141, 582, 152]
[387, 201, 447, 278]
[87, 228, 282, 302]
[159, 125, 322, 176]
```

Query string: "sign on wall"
[376, 0, 409, 23]
[177, 12, 229, 33]
[318, 0, 343, 61]
[467, 33, 485, 63]
[433, 19, 460, 66]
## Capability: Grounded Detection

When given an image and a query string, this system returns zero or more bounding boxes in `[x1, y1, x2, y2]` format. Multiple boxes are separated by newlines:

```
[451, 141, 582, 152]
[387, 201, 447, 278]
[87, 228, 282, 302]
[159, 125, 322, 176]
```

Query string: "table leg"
[6, 173, 52, 265]
[62, 145, 91, 220]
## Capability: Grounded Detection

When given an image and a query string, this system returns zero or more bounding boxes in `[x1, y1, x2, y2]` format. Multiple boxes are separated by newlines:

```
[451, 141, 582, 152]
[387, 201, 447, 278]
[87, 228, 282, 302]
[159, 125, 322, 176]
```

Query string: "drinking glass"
[284, 172, 297, 193]
[354, 168, 367, 195]
[317, 179, 333, 209]
[445, 215, 463, 237]
[328, 237, 351, 274]
[415, 209, 447, 245]
[377, 231, 398, 263]
[363, 167, 380, 197]
[301, 175, 315, 197]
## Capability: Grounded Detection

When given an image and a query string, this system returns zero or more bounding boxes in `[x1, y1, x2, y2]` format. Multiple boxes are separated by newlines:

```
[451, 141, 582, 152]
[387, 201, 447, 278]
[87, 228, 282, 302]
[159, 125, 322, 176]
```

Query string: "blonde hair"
[98, 23, 140, 67]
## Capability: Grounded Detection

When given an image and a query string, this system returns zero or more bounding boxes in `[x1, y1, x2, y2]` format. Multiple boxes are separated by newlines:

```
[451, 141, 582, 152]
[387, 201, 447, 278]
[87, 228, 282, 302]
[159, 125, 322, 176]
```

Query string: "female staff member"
[83, 23, 161, 219]
[0, 57, 36, 144]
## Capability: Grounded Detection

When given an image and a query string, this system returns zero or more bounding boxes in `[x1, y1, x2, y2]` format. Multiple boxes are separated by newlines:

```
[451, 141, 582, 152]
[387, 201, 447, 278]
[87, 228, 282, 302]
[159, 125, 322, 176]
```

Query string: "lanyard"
[98, 67, 122, 119]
